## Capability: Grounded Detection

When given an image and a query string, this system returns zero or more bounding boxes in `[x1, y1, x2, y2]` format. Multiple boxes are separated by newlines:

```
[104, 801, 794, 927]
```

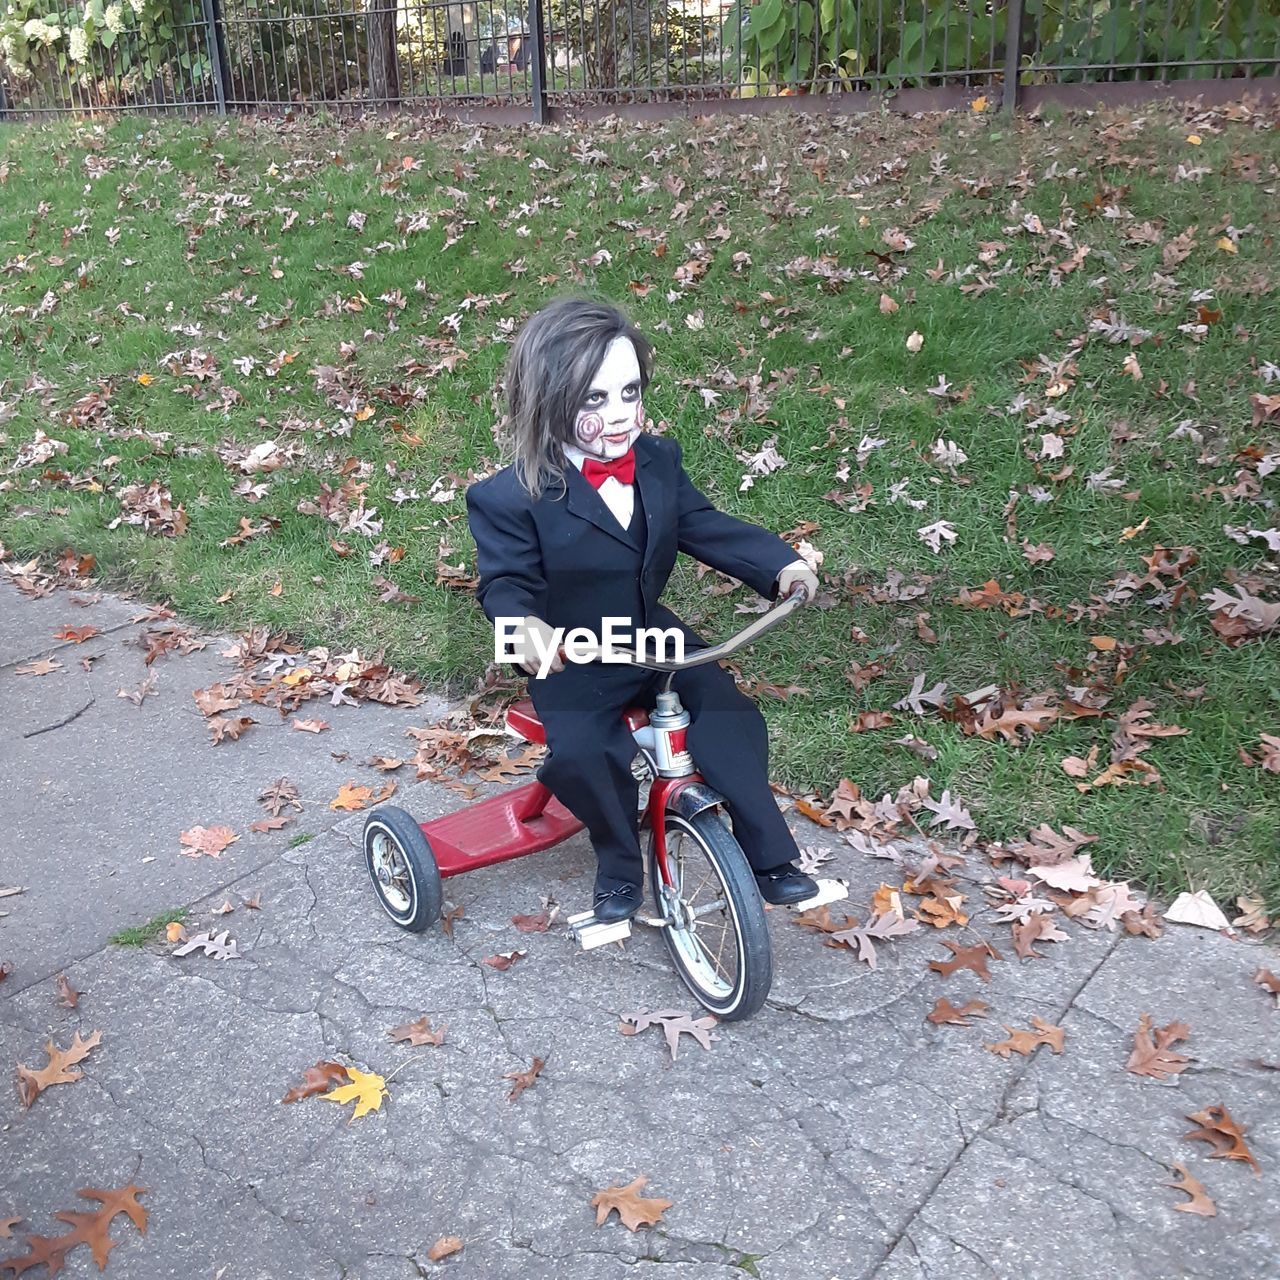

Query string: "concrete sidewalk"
[2, 577, 1277, 1279]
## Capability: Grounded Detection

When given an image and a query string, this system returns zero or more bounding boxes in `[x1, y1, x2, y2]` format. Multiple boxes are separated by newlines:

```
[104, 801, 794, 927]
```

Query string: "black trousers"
[526, 636, 801, 886]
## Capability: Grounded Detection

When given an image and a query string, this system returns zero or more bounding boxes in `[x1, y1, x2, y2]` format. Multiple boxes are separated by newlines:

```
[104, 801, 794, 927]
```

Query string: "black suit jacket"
[465, 433, 797, 637]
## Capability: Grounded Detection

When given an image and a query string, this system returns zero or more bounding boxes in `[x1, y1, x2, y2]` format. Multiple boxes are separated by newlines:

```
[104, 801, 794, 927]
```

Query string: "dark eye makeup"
[584, 381, 641, 406]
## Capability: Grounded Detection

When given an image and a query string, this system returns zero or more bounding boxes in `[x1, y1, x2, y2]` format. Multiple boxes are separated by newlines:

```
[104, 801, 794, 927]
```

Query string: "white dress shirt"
[564, 443, 635, 530]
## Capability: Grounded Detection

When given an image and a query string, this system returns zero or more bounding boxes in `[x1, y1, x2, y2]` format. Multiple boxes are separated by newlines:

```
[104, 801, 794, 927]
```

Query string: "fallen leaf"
[208, 715, 256, 744]
[929, 940, 1002, 982]
[16, 1029, 103, 1108]
[985, 1016, 1065, 1058]
[504, 1056, 545, 1101]
[1125, 1013, 1192, 1080]
[1232, 895, 1270, 933]
[179, 825, 239, 858]
[52, 624, 99, 643]
[387, 1017, 446, 1047]
[330, 781, 396, 811]
[1165, 1163, 1216, 1217]
[511, 911, 550, 933]
[1165, 890, 1230, 931]
[879, 292, 899, 313]
[441, 904, 465, 937]
[426, 1236, 463, 1261]
[15, 657, 62, 676]
[1183, 1104, 1262, 1174]
[1027, 856, 1102, 893]
[172, 930, 239, 960]
[282, 1060, 351, 1103]
[1012, 912, 1069, 960]
[590, 1177, 673, 1232]
[824, 911, 920, 968]
[322, 1066, 389, 1121]
[0, 1218, 19, 1239]
[54, 974, 79, 1009]
[1248, 968, 1280, 1012]
[906, 330, 924, 353]
[165, 921, 188, 942]
[250, 815, 291, 833]
[926, 998, 989, 1026]
[291, 718, 330, 734]
[482, 950, 526, 971]
[619, 1010, 716, 1060]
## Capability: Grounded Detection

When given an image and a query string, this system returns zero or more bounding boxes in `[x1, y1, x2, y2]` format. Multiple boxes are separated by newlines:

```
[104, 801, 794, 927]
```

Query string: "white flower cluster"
[69, 25, 89, 61]
[104, 2, 124, 33]
[21, 17, 63, 45]
[126, 0, 145, 14]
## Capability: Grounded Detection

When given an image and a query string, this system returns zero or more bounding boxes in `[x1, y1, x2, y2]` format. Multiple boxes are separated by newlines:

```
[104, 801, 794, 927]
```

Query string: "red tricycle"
[363, 585, 846, 1021]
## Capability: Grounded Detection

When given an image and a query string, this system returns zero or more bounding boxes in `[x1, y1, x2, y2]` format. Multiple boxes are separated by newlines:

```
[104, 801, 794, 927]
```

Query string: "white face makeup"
[573, 335, 644, 460]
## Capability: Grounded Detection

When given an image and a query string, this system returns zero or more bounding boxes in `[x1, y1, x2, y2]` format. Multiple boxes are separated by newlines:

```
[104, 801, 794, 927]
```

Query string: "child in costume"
[466, 297, 820, 923]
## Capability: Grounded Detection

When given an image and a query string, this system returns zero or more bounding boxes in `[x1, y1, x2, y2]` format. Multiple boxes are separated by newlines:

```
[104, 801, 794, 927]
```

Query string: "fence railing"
[2, 1, 1279, 121]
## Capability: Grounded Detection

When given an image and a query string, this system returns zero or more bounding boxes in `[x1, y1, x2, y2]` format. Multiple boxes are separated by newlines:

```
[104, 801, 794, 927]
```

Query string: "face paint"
[574, 336, 644, 460]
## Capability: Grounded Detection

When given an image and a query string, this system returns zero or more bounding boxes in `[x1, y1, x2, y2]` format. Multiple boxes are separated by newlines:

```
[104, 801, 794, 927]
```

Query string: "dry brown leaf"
[441, 904, 465, 938]
[619, 1010, 717, 1060]
[1232, 895, 1271, 933]
[53, 624, 99, 644]
[482, 950, 526, 971]
[1165, 1163, 1216, 1216]
[926, 998, 989, 1027]
[1125, 1013, 1193, 1080]
[511, 911, 550, 933]
[0, 1216, 19, 1238]
[291, 718, 330, 734]
[16, 1029, 103, 1108]
[916, 894, 969, 929]
[1183, 1104, 1262, 1174]
[166, 921, 188, 942]
[178, 824, 239, 858]
[208, 715, 256, 745]
[329, 781, 396, 811]
[504, 1056, 545, 1102]
[1011, 912, 1069, 960]
[54, 974, 79, 1009]
[928, 940, 1002, 982]
[590, 1177, 673, 1232]
[1255, 968, 1280, 1005]
[282, 1060, 351, 1104]
[15, 657, 62, 676]
[249, 815, 292, 833]
[985, 1017, 1065, 1058]
[387, 1017, 446, 1047]
[426, 1236, 463, 1261]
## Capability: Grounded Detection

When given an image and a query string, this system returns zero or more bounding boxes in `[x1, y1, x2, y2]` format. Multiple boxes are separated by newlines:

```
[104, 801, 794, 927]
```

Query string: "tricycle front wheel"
[364, 806, 442, 933]
[647, 809, 772, 1022]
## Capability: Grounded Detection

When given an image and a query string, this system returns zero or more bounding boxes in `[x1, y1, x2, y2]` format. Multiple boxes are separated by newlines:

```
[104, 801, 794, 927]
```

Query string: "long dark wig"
[502, 296, 655, 499]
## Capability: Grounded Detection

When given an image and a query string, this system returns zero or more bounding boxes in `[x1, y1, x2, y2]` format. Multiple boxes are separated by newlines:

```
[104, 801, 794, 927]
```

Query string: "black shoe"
[592, 879, 643, 924]
[754, 864, 819, 906]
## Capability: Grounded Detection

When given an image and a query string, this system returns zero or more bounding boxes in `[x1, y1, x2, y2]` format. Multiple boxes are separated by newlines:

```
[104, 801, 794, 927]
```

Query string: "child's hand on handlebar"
[776, 560, 819, 603]
[512, 616, 566, 675]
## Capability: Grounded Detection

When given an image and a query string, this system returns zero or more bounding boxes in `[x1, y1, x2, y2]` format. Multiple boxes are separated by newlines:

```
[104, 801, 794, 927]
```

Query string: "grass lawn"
[1, 100, 1277, 910]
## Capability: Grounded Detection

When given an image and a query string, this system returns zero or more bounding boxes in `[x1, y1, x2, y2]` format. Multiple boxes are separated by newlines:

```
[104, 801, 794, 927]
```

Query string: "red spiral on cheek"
[634, 400, 645, 429]
[576, 411, 604, 443]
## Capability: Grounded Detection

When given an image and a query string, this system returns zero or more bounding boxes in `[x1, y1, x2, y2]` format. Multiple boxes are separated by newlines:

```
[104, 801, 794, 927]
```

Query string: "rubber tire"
[364, 806, 442, 933]
[647, 808, 773, 1022]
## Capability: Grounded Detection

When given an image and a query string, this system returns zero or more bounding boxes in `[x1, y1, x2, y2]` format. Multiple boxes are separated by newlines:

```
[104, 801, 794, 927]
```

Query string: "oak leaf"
[0, 1232, 69, 1275]
[1232, 895, 1270, 933]
[52, 625, 99, 644]
[179, 825, 239, 858]
[619, 1010, 716, 1060]
[282, 1060, 350, 1103]
[16, 1029, 103, 1108]
[823, 911, 920, 967]
[0, 1219, 18, 1239]
[330, 781, 396, 811]
[1027, 856, 1102, 894]
[1183, 1104, 1261, 1174]
[250, 815, 291, 833]
[259, 777, 302, 815]
[916, 894, 969, 929]
[590, 1177, 673, 1232]
[511, 912, 550, 933]
[387, 1017, 446, 1047]
[322, 1066, 389, 1121]
[1012, 912, 1069, 960]
[482, 950, 526, 971]
[291, 718, 330, 734]
[1165, 1163, 1216, 1216]
[15, 657, 61, 676]
[986, 1017, 1065, 1058]
[172, 930, 239, 960]
[504, 1056, 545, 1101]
[973, 703, 1058, 744]
[1125, 1013, 1192, 1080]
[926, 998, 989, 1026]
[49, 1210, 118, 1268]
[929, 940, 1001, 982]
[1121, 904, 1164, 939]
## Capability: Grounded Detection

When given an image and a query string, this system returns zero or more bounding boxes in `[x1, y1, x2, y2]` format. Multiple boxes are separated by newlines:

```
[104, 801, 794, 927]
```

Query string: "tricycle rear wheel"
[364, 806, 442, 933]
[647, 809, 772, 1022]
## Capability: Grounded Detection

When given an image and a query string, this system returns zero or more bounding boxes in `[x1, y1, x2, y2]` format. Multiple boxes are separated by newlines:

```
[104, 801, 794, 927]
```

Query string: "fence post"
[201, 0, 230, 114]
[0, 67, 9, 121]
[1001, 0, 1024, 113]
[528, 0, 548, 125]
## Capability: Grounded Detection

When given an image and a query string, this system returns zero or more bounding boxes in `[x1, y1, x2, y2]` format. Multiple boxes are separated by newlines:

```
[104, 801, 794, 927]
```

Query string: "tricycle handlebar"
[604, 584, 810, 674]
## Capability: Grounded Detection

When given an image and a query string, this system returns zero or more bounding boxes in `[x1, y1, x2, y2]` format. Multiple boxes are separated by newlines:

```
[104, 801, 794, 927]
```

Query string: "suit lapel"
[633, 440, 667, 574]
[564, 462, 642, 551]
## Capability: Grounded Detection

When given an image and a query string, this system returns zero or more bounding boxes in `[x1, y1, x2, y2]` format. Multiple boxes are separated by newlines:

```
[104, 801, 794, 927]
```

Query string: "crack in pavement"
[867, 927, 1125, 1278]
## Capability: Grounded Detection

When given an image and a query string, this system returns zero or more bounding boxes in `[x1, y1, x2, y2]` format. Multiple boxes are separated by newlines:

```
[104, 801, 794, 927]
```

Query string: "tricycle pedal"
[566, 909, 633, 950]
[787, 878, 849, 912]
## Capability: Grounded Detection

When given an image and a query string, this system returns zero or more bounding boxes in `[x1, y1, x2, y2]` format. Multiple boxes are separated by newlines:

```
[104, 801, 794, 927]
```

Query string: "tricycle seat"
[505, 698, 649, 746]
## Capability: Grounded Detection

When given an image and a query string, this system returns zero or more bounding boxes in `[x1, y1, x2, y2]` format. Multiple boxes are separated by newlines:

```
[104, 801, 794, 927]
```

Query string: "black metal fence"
[2, 1, 1279, 121]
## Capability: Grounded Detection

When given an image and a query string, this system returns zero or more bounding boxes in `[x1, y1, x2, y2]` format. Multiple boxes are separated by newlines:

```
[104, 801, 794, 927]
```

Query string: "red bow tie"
[582, 451, 635, 489]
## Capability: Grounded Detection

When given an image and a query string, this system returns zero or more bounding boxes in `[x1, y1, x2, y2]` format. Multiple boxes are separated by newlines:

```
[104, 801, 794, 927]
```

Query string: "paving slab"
[3, 579, 1278, 1280]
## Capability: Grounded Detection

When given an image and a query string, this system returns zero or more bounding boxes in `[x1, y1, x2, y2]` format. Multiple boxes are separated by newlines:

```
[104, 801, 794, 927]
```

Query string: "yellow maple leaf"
[136, 373, 153, 386]
[321, 1066, 388, 1120]
[1216, 236, 1237, 254]
[1186, 133, 1202, 145]
[330, 782, 373, 811]
[971, 95, 988, 113]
